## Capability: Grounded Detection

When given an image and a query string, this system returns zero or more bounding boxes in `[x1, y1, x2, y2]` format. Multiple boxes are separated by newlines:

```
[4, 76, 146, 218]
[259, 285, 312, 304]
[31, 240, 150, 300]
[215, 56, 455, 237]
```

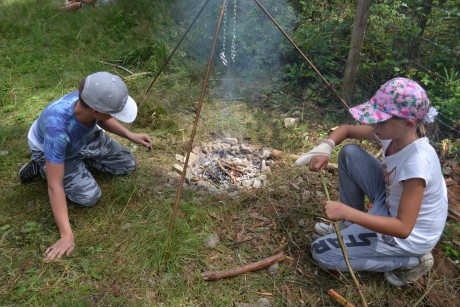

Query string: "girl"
[295, 77, 448, 286]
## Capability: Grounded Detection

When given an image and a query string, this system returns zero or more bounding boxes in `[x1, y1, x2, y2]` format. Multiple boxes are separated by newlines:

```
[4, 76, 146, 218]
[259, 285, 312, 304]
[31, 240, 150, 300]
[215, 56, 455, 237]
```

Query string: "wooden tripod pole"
[319, 172, 368, 307]
[254, 0, 350, 110]
[143, 0, 213, 97]
[166, 0, 228, 247]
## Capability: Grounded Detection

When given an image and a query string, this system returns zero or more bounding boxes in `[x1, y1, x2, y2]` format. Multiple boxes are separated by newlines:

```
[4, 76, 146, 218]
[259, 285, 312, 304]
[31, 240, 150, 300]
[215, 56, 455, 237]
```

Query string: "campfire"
[172, 138, 276, 195]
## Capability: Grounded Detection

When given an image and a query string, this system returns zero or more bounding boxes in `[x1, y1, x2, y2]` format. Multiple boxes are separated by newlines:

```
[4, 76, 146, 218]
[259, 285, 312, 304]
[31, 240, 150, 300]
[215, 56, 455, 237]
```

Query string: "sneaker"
[18, 160, 40, 184]
[384, 253, 434, 287]
[314, 220, 347, 236]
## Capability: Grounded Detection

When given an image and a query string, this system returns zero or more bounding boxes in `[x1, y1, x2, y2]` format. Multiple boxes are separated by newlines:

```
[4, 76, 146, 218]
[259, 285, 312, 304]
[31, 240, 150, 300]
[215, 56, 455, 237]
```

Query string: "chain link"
[220, 1, 228, 66]
[230, 0, 237, 62]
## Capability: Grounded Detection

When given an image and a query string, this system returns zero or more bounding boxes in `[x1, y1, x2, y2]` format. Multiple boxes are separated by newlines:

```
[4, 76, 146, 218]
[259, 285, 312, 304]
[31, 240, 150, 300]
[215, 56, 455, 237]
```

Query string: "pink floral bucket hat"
[349, 77, 436, 124]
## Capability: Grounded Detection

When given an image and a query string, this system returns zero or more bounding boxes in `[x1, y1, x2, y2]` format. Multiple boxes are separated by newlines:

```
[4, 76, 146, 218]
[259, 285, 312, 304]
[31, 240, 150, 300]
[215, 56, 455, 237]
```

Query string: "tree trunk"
[406, 0, 433, 70]
[342, 0, 371, 102]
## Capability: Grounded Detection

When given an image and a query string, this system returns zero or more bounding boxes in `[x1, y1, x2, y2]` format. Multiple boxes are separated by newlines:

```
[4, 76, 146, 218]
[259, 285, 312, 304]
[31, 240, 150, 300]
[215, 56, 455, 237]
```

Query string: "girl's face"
[370, 117, 408, 140]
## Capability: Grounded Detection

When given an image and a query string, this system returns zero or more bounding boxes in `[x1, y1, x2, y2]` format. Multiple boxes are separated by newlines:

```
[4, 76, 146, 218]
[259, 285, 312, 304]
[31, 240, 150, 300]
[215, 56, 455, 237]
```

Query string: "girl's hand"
[129, 133, 152, 149]
[308, 155, 330, 172]
[323, 200, 347, 221]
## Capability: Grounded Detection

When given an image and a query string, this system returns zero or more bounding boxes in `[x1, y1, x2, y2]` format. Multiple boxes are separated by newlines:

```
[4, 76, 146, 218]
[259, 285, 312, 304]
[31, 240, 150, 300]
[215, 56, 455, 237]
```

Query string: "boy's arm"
[44, 161, 75, 262]
[323, 178, 425, 238]
[98, 118, 152, 149]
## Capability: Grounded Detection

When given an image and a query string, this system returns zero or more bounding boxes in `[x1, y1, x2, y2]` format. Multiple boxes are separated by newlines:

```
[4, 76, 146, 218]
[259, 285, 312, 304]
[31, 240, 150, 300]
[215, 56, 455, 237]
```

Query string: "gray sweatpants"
[31, 130, 137, 206]
[311, 144, 420, 272]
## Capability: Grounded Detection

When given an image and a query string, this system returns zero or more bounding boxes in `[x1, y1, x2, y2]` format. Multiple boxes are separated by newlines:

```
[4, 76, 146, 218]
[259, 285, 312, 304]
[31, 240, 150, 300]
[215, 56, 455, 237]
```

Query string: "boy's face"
[92, 110, 113, 122]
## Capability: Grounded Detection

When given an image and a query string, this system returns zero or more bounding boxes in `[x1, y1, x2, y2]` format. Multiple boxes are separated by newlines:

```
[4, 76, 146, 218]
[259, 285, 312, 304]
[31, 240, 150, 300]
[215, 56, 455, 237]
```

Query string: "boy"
[19, 71, 152, 262]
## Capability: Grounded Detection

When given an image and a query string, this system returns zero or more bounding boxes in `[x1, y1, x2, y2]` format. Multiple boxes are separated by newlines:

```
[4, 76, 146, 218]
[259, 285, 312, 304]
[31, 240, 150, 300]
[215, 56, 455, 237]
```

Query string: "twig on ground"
[201, 253, 286, 281]
[328, 289, 355, 307]
[4, 208, 38, 220]
[124, 72, 153, 80]
[319, 172, 368, 307]
[97, 60, 134, 75]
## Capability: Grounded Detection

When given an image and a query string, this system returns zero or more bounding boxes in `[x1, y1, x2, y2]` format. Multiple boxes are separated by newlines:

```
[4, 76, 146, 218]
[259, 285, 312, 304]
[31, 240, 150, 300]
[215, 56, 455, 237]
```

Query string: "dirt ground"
[200, 153, 460, 305]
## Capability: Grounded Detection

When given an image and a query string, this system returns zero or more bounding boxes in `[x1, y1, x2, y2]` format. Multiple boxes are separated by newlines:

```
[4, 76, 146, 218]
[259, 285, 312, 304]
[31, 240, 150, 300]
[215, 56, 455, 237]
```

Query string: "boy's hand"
[129, 133, 152, 149]
[44, 237, 75, 263]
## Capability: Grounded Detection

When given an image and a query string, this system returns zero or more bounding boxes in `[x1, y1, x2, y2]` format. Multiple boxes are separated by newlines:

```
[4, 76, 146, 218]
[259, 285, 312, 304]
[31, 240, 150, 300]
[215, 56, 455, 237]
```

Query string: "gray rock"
[268, 263, 279, 275]
[175, 154, 184, 163]
[197, 180, 211, 188]
[223, 137, 238, 145]
[172, 164, 183, 174]
[188, 152, 198, 166]
[302, 190, 312, 202]
[258, 148, 272, 159]
[204, 233, 220, 248]
[283, 117, 299, 127]
[240, 144, 253, 154]
[221, 143, 231, 151]
[316, 191, 324, 198]
[242, 179, 253, 187]
[257, 298, 272, 307]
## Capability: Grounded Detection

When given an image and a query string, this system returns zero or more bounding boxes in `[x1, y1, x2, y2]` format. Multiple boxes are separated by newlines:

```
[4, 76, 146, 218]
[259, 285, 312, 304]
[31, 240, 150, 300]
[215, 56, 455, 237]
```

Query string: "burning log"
[216, 159, 237, 183]
[201, 253, 286, 281]
[219, 159, 247, 175]
[220, 158, 248, 167]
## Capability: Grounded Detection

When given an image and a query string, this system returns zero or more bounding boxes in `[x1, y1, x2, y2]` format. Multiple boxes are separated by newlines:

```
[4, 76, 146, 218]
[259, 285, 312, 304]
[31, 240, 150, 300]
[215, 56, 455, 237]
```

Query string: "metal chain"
[220, 1, 228, 66]
[230, 0, 237, 62]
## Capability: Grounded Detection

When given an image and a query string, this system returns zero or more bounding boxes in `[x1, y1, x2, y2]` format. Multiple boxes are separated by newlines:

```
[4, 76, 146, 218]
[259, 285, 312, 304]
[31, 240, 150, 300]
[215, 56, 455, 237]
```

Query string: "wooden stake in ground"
[201, 253, 285, 281]
[319, 172, 368, 307]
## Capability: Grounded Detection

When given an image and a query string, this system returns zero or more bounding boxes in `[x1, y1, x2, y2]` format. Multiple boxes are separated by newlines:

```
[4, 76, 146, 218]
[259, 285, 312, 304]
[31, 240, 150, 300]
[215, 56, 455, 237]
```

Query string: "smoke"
[176, 0, 298, 101]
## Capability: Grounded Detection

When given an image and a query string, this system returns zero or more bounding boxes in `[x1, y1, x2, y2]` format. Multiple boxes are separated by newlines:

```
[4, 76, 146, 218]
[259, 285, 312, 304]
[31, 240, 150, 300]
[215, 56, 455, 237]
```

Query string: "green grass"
[1, 0, 459, 305]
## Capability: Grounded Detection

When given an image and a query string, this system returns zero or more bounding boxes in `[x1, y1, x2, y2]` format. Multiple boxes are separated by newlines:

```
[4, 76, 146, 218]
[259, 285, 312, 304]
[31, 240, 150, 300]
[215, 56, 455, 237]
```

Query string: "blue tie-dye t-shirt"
[28, 91, 99, 164]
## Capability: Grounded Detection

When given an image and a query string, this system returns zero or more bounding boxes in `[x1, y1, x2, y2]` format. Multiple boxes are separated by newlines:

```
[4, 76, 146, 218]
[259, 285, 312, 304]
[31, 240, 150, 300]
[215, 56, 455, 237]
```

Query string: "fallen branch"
[448, 208, 460, 220]
[328, 289, 355, 307]
[320, 173, 368, 307]
[124, 72, 153, 81]
[201, 253, 285, 281]
[97, 60, 134, 75]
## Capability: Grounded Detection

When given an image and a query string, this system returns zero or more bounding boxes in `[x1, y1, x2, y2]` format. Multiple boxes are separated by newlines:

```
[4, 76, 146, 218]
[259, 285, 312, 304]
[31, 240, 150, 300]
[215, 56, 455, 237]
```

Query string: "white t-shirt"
[379, 136, 448, 254]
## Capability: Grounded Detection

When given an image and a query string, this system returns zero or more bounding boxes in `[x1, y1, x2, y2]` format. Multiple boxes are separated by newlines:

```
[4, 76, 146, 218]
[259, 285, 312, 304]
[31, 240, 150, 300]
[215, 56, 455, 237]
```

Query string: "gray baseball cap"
[81, 72, 138, 123]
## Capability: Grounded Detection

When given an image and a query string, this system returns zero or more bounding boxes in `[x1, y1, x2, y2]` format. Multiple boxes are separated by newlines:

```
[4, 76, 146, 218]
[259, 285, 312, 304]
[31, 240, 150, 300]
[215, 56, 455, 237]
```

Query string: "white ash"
[173, 139, 275, 194]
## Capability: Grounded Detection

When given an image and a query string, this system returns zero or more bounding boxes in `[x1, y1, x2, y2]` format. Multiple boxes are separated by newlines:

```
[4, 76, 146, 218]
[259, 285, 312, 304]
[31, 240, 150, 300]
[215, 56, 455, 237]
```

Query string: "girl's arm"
[308, 124, 376, 172]
[324, 178, 425, 238]
[328, 124, 376, 145]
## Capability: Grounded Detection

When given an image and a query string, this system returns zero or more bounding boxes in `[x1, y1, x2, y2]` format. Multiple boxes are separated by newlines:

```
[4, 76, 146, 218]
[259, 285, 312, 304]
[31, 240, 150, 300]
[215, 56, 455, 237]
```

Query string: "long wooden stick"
[166, 0, 227, 247]
[319, 173, 368, 307]
[201, 253, 285, 281]
[328, 289, 355, 307]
